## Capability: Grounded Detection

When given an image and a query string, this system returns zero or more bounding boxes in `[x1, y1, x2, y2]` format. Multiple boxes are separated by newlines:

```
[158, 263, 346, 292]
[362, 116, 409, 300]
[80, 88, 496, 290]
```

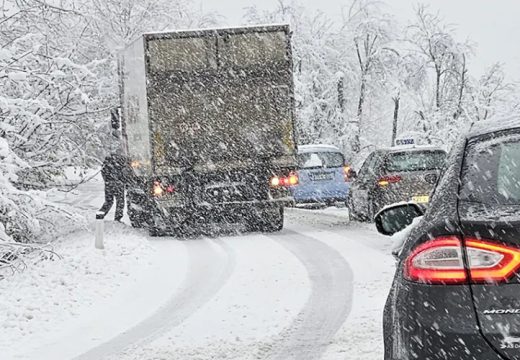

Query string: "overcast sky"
[199, 0, 520, 81]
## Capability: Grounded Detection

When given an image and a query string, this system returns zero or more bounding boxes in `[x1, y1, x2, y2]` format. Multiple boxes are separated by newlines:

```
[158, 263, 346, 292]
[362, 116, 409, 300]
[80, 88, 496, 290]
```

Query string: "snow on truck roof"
[467, 116, 520, 138]
[298, 144, 342, 154]
[143, 23, 290, 37]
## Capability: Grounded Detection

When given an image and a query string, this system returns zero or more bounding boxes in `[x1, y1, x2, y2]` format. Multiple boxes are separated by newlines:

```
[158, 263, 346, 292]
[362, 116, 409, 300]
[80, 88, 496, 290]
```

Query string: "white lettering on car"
[483, 309, 520, 315]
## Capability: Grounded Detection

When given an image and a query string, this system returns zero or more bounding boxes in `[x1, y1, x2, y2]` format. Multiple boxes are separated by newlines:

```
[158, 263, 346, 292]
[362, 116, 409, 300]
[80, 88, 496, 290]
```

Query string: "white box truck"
[118, 24, 298, 235]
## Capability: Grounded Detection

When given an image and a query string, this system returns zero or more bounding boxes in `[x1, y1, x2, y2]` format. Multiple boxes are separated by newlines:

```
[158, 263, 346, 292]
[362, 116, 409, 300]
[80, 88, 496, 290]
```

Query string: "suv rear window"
[298, 152, 344, 169]
[385, 150, 446, 172]
[460, 132, 520, 205]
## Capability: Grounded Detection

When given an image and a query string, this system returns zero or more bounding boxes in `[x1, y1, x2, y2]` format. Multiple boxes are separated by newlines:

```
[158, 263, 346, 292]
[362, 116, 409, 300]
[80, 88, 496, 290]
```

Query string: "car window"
[429, 143, 459, 200]
[460, 132, 520, 205]
[357, 152, 384, 181]
[384, 150, 446, 173]
[298, 152, 344, 169]
[357, 153, 375, 178]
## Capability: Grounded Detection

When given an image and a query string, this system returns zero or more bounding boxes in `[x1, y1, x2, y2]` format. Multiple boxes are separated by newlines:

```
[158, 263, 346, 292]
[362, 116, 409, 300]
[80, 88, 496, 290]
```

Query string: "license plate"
[412, 195, 430, 203]
[311, 172, 334, 181]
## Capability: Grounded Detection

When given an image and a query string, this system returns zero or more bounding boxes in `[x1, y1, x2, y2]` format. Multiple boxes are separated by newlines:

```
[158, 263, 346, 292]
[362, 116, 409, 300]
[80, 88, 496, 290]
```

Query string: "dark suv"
[375, 118, 520, 360]
[348, 146, 446, 221]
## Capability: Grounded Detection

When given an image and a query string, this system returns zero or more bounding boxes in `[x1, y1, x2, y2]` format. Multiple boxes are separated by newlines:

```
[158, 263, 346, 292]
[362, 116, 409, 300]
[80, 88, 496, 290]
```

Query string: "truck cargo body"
[120, 25, 297, 234]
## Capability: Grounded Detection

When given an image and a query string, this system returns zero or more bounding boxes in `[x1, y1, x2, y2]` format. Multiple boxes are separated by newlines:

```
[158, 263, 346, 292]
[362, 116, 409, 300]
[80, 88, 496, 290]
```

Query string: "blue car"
[291, 144, 351, 205]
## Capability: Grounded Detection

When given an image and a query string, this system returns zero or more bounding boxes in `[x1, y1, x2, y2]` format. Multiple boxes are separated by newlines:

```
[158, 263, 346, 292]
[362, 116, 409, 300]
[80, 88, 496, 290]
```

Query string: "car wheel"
[366, 198, 378, 223]
[347, 196, 367, 222]
[346, 197, 357, 221]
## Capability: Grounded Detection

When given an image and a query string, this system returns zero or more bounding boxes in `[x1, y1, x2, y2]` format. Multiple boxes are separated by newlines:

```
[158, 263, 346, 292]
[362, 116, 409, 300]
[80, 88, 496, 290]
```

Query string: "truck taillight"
[404, 236, 520, 284]
[153, 181, 163, 197]
[152, 180, 175, 197]
[378, 175, 401, 187]
[270, 172, 299, 188]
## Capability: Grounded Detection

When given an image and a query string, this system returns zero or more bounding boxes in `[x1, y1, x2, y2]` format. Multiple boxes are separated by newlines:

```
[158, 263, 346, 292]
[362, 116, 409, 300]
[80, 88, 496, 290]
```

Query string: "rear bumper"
[386, 278, 503, 360]
[291, 186, 349, 204]
[374, 190, 430, 213]
[293, 195, 348, 204]
[153, 198, 292, 228]
[155, 197, 293, 210]
[194, 197, 293, 209]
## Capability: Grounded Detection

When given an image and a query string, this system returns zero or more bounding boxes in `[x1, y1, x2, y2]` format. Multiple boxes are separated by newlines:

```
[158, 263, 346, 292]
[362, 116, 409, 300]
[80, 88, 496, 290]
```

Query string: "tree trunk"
[435, 69, 441, 109]
[352, 75, 366, 154]
[391, 94, 400, 146]
[454, 54, 467, 119]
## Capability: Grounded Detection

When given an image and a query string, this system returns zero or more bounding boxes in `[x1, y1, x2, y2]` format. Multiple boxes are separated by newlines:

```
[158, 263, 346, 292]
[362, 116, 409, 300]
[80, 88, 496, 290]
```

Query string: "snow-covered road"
[1, 180, 395, 360]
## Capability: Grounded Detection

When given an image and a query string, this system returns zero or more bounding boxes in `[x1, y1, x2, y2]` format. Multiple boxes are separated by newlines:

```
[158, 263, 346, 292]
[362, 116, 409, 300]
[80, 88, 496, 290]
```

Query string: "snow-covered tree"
[339, 0, 396, 153]
[467, 63, 515, 122]
[403, 5, 473, 145]
[0, 0, 216, 246]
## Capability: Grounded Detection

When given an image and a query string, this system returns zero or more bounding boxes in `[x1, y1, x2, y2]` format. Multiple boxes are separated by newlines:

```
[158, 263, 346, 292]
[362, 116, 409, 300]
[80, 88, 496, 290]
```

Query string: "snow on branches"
[0, 0, 215, 251]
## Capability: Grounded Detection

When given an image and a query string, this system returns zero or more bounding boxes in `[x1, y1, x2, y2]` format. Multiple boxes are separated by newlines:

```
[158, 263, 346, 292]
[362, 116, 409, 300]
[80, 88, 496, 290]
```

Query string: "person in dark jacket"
[97, 151, 131, 221]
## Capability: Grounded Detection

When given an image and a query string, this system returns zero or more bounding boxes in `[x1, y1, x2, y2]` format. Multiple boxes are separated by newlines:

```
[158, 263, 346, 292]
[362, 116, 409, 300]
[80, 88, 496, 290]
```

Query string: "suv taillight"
[404, 236, 520, 284]
[378, 175, 401, 187]
[343, 166, 351, 182]
[270, 172, 299, 188]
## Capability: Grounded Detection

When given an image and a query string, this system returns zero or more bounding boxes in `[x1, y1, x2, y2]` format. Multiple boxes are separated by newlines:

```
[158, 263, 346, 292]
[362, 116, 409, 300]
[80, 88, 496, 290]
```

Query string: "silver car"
[347, 146, 447, 221]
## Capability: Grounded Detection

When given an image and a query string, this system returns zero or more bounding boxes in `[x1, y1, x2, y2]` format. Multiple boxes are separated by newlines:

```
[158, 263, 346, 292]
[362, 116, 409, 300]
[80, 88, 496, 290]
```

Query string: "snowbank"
[0, 222, 182, 360]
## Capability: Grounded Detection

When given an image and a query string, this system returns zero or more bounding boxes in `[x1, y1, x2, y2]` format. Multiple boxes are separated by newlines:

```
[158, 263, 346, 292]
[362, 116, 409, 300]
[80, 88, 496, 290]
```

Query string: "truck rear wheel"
[148, 214, 166, 237]
[127, 203, 151, 229]
[129, 210, 151, 229]
[127, 191, 152, 229]
[248, 207, 284, 233]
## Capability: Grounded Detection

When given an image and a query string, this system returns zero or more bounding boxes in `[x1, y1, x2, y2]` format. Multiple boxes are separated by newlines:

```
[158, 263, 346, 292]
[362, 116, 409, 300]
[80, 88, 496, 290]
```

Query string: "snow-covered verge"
[0, 137, 92, 286]
[0, 223, 187, 360]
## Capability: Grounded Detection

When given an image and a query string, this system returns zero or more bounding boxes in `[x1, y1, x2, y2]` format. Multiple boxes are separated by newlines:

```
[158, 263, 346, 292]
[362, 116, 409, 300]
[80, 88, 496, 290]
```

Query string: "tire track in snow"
[263, 229, 353, 360]
[75, 237, 236, 360]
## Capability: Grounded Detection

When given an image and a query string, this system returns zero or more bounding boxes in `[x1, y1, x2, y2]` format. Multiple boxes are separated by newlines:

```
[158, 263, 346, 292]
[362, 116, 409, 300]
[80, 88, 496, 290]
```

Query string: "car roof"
[298, 144, 342, 154]
[467, 116, 520, 139]
[377, 145, 445, 154]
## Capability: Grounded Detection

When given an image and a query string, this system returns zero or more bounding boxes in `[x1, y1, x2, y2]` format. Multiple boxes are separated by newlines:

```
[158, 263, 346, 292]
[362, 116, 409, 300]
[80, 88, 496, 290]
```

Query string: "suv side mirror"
[375, 203, 424, 236]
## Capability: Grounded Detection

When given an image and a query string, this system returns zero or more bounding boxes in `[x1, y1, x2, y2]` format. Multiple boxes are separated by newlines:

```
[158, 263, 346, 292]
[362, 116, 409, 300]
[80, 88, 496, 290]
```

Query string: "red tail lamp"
[404, 236, 520, 284]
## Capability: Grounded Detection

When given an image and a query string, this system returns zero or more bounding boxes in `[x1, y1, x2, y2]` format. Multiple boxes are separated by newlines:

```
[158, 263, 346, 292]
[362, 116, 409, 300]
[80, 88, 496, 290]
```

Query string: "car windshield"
[460, 132, 520, 205]
[385, 150, 446, 172]
[298, 152, 344, 169]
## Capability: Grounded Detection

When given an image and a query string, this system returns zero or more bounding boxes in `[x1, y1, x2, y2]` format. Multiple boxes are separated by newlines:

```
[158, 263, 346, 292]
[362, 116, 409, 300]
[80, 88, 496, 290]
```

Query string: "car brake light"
[270, 172, 299, 188]
[378, 175, 401, 187]
[404, 236, 520, 284]
[466, 238, 520, 283]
